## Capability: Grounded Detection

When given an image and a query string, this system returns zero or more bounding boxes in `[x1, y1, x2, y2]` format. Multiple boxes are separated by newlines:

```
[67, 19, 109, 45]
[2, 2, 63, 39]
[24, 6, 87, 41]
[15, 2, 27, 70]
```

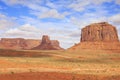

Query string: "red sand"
[0, 72, 120, 80]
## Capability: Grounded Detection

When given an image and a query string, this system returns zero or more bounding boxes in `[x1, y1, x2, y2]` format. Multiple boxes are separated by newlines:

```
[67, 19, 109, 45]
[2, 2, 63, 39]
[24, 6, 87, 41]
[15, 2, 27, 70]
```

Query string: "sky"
[0, 0, 120, 49]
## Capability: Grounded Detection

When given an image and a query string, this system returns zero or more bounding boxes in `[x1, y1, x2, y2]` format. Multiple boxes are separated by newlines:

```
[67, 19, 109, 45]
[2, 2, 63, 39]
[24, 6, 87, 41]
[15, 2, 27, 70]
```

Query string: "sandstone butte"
[69, 22, 120, 50]
[32, 35, 64, 50]
[0, 36, 63, 50]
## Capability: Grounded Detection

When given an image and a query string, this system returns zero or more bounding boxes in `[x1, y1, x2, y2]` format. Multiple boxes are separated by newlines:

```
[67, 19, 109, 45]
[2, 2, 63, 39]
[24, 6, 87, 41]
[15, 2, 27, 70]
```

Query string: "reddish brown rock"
[0, 38, 27, 50]
[51, 40, 62, 50]
[69, 22, 120, 50]
[32, 35, 63, 50]
[0, 38, 40, 50]
[81, 22, 119, 42]
[0, 37, 63, 50]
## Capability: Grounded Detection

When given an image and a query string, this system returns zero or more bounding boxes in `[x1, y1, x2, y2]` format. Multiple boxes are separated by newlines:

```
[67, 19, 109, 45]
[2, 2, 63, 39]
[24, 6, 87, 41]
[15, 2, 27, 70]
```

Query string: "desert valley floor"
[0, 49, 120, 80]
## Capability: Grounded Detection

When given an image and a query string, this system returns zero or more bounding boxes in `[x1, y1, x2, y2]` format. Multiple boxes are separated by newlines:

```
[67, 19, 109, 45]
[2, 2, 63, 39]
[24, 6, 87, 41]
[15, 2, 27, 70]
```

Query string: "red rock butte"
[81, 22, 119, 42]
[32, 35, 63, 50]
[69, 22, 120, 50]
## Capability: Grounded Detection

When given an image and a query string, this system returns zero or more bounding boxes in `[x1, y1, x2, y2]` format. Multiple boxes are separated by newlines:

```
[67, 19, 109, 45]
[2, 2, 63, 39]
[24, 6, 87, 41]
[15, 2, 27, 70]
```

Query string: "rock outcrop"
[0, 36, 63, 50]
[32, 35, 63, 50]
[0, 38, 40, 50]
[81, 22, 119, 42]
[69, 22, 120, 50]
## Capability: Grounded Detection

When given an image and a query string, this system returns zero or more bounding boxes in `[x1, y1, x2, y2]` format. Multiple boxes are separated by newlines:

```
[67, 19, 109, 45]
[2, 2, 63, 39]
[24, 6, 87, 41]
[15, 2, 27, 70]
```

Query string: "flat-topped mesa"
[0, 38, 41, 50]
[81, 22, 119, 42]
[0, 38, 28, 49]
[32, 35, 63, 50]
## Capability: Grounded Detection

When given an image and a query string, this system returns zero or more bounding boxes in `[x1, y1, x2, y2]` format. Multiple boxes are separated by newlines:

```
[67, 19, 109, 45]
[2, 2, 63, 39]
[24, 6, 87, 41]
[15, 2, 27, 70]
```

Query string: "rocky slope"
[69, 22, 120, 50]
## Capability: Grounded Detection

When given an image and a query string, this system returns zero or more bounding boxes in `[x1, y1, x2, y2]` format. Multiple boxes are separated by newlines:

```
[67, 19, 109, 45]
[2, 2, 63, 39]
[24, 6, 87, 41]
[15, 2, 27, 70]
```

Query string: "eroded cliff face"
[32, 35, 63, 50]
[0, 36, 63, 50]
[0, 38, 40, 50]
[81, 22, 119, 42]
[69, 22, 120, 50]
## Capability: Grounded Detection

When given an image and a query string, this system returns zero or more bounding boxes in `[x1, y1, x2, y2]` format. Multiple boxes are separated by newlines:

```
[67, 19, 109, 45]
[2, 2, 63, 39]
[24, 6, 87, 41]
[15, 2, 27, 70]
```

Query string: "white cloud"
[2, 24, 41, 39]
[0, 13, 17, 30]
[2, 0, 70, 19]
[69, 1, 90, 12]
[2, 0, 49, 12]
[91, 0, 112, 5]
[46, 1, 56, 9]
[108, 14, 120, 38]
[38, 9, 69, 19]
[69, 31, 80, 38]
[0, 14, 6, 18]
[68, 0, 112, 12]
[109, 14, 120, 25]
[1, 0, 40, 6]
[19, 24, 40, 32]
[3, 28, 38, 38]
[70, 16, 108, 30]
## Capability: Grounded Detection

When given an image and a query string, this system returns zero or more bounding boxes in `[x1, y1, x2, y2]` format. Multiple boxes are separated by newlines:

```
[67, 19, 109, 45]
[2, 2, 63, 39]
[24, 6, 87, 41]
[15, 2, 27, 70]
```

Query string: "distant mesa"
[0, 35, 63, 50]
[69, 22, 120, 50]
[0, 38, 40, 50]
[32, 35, 63, 50]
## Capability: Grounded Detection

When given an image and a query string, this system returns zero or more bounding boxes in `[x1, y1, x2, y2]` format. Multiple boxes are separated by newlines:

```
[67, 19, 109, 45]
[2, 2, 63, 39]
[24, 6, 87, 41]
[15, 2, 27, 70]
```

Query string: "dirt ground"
[0, 72, 120, 80]
[0, 49, 120, 80]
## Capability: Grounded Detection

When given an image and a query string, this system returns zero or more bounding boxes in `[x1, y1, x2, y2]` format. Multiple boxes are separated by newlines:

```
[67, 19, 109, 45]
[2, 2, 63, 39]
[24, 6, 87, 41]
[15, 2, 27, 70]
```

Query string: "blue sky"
[0, 0, 120, 48]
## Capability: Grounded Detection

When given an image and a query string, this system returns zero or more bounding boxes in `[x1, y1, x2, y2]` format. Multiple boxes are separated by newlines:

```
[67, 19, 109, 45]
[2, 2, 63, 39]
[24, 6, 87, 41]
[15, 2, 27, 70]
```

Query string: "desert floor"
[0, 49, 120, 80]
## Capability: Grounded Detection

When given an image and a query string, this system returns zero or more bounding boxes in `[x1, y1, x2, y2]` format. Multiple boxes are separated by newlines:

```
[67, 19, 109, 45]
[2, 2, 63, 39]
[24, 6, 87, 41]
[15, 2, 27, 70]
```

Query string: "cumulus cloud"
[109, 14, 120, 25]
[0, 13, 16, 30]
[2, 24, 41, 39]
[70, 16, 107, 29]
[1, 0, 49, 15]
[108, 14, 120, 38]
[19, 24, 40, 32]
[2, 0, 68, 19]
[69, 1, 90, 12]
[38, 9, 69, 19]
[91, 0, 112, 5]
[2, 29, 39, 39]
[2, 0, 113, 19]
[68, 0, 112, 12]
[1, 0, 41, 7]
[69, 31, 80, 38]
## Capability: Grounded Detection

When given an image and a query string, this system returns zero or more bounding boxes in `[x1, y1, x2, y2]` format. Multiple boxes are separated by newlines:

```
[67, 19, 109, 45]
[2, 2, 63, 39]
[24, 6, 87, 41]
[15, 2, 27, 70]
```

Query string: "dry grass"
[0, 49, 120, 75]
